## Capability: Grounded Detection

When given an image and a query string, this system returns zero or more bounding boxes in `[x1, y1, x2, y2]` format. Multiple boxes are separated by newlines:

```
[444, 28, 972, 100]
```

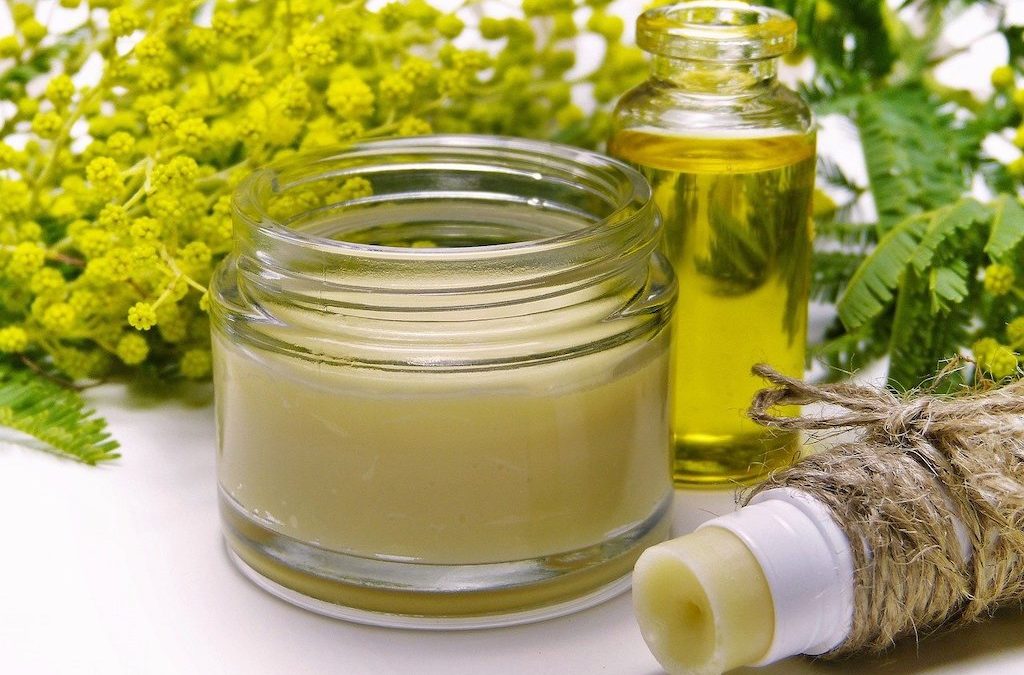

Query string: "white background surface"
[1, 383, 1023, 675]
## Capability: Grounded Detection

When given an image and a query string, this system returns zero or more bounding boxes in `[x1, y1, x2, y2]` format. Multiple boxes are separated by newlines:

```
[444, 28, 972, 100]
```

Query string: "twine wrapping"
[745, 364, 1024, 656]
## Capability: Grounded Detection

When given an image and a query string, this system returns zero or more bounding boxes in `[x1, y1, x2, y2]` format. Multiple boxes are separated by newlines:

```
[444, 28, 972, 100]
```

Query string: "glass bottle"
[609, 1, 815, 485]
[211, 135, 676, 626]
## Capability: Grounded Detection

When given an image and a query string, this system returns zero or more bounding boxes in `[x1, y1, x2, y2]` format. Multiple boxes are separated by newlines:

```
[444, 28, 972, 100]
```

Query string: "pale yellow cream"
[215, 334, 672, 565]
[633, 527, 775, 675]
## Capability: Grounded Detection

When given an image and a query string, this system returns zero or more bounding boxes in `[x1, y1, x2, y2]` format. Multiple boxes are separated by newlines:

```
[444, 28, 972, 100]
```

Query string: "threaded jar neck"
[216, 136, 675, 369]
[229, 135, 661, 308]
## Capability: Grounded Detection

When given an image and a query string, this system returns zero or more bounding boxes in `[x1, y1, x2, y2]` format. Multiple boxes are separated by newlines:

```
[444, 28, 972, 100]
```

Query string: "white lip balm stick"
[632, 488, 857, 675]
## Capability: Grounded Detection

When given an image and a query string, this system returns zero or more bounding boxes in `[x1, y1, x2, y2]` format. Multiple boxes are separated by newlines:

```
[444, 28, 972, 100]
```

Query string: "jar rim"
[231, 134, 654, 265]
[217, 135, 673, 369]
[637, 1, 797, 62]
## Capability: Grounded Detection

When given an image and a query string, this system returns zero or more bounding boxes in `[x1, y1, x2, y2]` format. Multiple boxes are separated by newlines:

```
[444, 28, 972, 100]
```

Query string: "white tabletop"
[2, 383, 1022, 675]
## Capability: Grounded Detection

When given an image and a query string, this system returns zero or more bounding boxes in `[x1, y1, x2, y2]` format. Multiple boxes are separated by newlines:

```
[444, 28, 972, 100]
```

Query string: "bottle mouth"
[637, 1, 797, 62]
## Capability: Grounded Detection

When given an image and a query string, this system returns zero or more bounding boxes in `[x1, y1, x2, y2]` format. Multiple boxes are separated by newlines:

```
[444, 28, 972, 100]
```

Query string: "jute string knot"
[744, 364, 1024, 656]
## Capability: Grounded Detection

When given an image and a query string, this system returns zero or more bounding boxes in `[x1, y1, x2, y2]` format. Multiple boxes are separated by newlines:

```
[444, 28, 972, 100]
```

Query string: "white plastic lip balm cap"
[702, 487, 856, 664]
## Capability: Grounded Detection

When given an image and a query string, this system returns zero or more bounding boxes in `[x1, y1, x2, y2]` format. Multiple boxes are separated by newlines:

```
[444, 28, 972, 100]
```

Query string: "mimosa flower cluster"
[0, 0, 640, 384]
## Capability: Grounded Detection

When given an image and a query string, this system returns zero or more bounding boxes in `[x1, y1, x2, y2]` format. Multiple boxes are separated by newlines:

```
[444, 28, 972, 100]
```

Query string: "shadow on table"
[737, 606, 1024, 675]
[77, 373, 213, 413]
[218, 532, 1024, 675]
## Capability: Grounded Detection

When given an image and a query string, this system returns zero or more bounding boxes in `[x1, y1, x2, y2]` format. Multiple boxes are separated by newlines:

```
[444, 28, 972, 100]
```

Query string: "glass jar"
[210, 135, 675, 627]
[609, 1, 815, 486]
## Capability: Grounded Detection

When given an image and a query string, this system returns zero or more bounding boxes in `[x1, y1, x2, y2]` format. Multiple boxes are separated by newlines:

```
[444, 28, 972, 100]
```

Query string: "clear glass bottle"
[609, 1, 815, 486]
[210, 136, 676, 627]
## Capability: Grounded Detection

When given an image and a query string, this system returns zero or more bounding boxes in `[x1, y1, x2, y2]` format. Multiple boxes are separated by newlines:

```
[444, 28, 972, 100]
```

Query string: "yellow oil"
[609, 130, 815, 485]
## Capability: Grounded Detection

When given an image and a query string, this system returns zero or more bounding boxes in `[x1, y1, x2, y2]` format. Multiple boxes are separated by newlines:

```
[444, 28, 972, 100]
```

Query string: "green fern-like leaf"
[811, 250, 867, 303]
[887, 267, 971, 389]
[886, 204, 988, 388]
[836, 211, 932, 329]
[985, 194, 1024, 260]
[837, 198, 987, 330]
[797, 2, 1018, 384]
[909, 198, 989, 272]
[768, 0, 894, 83]
[0, 364, 119, 465]
[856, 88, 968, 233]
[929, 261, 969, 313]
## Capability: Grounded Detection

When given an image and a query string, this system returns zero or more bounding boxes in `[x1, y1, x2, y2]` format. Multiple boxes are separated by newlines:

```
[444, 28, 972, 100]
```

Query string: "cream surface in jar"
[210, 137, 676, 626]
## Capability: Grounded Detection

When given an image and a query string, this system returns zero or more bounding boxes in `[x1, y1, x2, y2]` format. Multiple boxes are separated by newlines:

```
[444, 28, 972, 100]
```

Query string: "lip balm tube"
[633, 486, 976, 674]
[634, 488, 854, 674]
[211, 136, 677, 628]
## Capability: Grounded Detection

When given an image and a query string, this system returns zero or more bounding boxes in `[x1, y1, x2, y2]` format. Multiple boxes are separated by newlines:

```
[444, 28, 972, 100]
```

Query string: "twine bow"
[748, 363, 1024, 444]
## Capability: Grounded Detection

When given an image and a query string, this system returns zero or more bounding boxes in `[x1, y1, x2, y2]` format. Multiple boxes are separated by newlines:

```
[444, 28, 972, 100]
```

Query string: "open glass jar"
[210, 136, 676, 627]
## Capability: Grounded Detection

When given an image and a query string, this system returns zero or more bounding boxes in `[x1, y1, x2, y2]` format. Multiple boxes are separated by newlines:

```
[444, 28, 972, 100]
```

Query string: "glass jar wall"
[210, 136, 676, 627]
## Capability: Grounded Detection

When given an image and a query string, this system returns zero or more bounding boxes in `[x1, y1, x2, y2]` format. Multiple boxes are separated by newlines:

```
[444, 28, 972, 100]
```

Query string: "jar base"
[220, 488, 672, 628]
[226, 547, 634, 629]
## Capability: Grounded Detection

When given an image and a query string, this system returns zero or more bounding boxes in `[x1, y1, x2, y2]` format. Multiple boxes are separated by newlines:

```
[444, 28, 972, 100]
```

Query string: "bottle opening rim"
[637, 1, 797, 62]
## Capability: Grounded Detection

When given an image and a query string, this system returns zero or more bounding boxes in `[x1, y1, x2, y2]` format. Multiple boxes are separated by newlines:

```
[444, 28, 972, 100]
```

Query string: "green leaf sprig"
[768, 0, 1024, 387]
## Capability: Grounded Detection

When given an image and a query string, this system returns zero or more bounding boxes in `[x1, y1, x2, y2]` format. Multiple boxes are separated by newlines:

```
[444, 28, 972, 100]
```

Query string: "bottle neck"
[650, 55, 778, 94]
